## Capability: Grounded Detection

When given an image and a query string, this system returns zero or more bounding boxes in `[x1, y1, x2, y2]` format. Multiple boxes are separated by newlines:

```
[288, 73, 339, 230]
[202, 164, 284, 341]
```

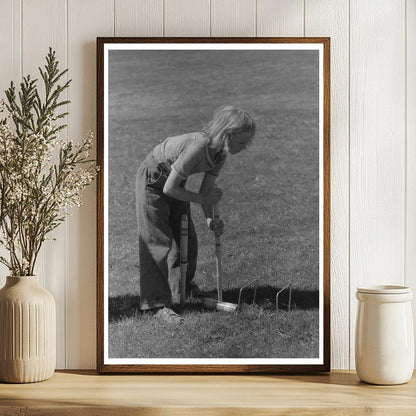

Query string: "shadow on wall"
[108, 286, 319, 323]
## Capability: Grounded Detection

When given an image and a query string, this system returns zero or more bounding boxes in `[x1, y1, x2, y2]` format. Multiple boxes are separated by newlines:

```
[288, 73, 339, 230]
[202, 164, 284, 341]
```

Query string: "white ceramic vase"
[0, 276, 56, 383]
[355, 285, 414, 385]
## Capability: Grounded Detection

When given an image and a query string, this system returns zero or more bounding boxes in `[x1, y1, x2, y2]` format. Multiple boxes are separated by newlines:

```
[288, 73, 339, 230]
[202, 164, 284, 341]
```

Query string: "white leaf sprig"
[0, 48, 97, 276]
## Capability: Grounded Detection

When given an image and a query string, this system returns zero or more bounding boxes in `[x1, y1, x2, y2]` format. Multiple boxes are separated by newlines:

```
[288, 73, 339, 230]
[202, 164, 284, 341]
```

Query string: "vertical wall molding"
[0, 0, 22, 289]
[211, 0, 256, 36]
[21, 0, 68, 369]
[305, 0, 350, 370]
[66, 0, 114, 370]
[349, 0, 406, 368]
[165, 0, 210, 37]
[115, 0, 163, 37]
[0, 0, 21, 97]
[406, 0, 416, 364]
[257, 0, 303, 36]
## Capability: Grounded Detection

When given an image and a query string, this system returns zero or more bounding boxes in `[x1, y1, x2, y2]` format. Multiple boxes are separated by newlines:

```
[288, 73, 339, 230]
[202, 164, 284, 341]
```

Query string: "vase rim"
[7, 275, 38, 279]
[357, 285, 411, 294]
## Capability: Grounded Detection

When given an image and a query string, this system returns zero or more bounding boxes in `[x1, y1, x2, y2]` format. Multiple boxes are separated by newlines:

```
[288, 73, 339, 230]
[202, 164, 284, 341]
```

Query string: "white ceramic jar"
[355, 285, 414, 385]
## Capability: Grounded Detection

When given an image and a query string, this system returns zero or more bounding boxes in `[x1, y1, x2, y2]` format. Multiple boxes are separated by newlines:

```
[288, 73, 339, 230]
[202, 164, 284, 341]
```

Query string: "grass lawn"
[108, 49, 320, 359]
[109, 304, 318, 359]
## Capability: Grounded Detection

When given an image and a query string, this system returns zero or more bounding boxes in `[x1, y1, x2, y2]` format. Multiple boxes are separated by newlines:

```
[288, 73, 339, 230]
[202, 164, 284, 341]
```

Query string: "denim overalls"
[135, 152, 198, 310]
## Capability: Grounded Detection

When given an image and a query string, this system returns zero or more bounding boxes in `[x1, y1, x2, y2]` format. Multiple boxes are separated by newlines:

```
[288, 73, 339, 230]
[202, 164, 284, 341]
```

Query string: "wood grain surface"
[0, 0, 22, 298]
[406, 0, 416, 367]
[349, 0, 406, 369]
[67, 0, 114, 370]
[0, 371, 415, 415]
[22, 0, 68, 369]
[257, 0, 304, 37]
[115, 0, 163, 37]
[305, 0, 350, 372]
[211, 0, 256, 37]
[165, 0, 210, 37]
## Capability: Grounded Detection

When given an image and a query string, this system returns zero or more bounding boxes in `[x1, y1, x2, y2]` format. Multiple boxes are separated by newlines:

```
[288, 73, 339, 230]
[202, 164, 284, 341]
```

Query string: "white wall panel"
[0, 0, 21, 99]
[305, 0, 350, 370]
[211, 0, 256, 37]
[67, 0, 114, 370]
[350, 0, 406, 368]
[0, 0, 415, 370]
[0, 0, 21, 288]
[165, 0, 210, 37]
[257, 0, 303, 37]
[406, 0, 416, 365]
[22, 0, 68, 369]
[115, 0, 163, 37]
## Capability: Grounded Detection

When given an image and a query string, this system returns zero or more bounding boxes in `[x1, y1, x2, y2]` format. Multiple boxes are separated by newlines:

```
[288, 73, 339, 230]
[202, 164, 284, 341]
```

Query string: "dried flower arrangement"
[0, 48, 97, 276]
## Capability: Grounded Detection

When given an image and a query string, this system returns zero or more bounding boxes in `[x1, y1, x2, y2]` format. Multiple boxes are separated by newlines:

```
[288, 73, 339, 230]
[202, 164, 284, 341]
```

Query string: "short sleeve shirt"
[152, 132, 226, 180]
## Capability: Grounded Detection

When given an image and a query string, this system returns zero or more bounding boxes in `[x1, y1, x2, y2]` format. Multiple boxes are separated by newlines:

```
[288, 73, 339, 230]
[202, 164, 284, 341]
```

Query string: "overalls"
[135, 152, 198, 310]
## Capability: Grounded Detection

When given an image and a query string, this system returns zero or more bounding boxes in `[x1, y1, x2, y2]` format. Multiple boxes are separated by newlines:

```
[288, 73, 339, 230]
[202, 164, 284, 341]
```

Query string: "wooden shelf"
[0, 370, 415, 415]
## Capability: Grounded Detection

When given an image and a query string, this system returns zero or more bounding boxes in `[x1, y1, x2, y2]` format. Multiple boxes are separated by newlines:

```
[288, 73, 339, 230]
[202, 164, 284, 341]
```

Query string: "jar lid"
[357, 285, 411, 294]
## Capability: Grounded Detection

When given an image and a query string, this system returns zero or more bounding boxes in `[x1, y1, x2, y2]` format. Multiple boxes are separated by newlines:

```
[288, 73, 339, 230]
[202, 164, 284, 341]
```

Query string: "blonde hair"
[203, 106, 256, 161]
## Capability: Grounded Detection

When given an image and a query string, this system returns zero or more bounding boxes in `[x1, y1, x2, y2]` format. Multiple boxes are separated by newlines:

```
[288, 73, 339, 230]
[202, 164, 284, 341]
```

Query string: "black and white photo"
[97, 38, 330, 373]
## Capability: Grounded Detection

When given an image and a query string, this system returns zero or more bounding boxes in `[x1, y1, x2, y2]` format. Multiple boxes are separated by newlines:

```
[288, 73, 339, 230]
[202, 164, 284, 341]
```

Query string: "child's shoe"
[153, 307, 184, 324]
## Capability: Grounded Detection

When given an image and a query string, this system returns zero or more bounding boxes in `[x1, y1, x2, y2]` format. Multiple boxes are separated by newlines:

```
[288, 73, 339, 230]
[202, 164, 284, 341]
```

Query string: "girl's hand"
[202, 187, 223, 205]
[207, 218, 224, 237]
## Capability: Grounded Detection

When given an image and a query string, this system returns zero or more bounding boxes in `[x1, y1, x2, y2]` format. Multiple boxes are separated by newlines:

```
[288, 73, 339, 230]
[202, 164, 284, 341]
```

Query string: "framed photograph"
[97, 37, 330, 373]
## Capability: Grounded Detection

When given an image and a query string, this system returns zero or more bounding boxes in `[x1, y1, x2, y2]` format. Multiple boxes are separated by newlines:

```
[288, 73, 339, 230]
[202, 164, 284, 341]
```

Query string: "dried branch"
[0, 49, 97, 276]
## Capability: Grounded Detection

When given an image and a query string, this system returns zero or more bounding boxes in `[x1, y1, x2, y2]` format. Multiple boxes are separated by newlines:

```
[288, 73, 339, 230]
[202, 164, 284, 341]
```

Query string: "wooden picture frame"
[97, 37, 330, 374]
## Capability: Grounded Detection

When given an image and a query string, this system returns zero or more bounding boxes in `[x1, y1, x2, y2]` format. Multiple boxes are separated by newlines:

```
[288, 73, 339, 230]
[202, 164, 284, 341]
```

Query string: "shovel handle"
[213, 204, 223, 302]
[180, 214, 188, 307]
